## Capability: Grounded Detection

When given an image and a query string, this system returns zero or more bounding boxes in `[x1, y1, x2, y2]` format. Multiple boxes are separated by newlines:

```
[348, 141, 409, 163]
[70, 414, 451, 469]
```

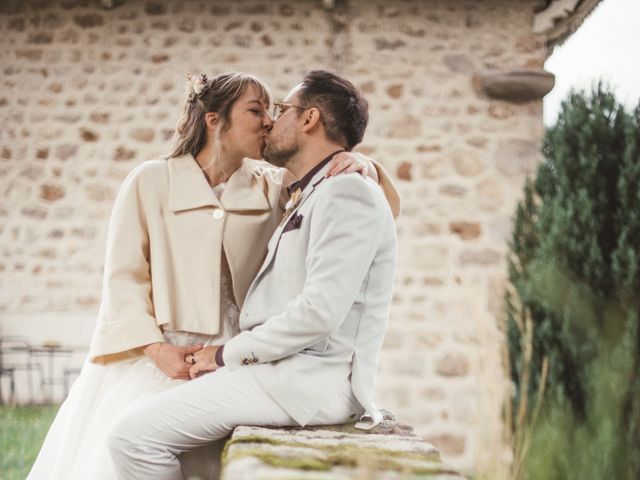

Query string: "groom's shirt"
[286, 150, 341, 195]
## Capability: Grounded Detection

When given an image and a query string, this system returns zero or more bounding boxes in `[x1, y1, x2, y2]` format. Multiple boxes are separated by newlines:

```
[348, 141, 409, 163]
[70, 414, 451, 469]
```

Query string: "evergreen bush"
[506, 84, 640, 479]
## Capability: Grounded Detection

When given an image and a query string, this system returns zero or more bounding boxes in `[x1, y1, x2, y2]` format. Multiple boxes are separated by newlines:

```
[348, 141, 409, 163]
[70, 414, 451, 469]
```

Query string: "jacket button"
[212, 209, 224, 220]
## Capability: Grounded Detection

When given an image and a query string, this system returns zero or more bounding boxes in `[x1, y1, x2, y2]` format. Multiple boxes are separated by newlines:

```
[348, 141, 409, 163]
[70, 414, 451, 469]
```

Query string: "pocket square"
[283, 212, 303, 233]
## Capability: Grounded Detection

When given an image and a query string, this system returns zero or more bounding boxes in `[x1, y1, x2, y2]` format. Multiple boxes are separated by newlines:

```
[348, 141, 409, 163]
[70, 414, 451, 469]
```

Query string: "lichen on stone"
[222, 428, 452, 478]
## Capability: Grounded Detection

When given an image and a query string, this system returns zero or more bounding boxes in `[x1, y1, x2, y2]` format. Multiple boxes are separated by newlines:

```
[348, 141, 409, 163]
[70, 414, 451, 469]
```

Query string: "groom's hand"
[144, 342, 203, 380]
[189, 345, 220, 379]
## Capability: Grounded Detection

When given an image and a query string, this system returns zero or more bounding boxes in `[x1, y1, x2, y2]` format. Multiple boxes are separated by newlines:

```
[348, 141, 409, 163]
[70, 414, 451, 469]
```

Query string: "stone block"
[495, 138, 541, 177]
[54, 144, 77, 161]
[359, 80, 375, 94]
[396, 161, 412, 181]
[475, 177, 504, 211]
[177, 18, 195, 33]
[416, 144, 442, 153]
[434, 351, 470, 378]
[449, 222, 481, 240]
[443, 54, 475, 74]
[35, 147, 49, 160]
[413, 221, 442, 236]
[222, 422, 463, 479]
[85, 183, 113, 203]
[15, 49, 44, 61]
[387, 114, 421, 139]
[439, 185, 467, 197]
[488, 104, 515, 119]
[420, 157, 450, 179]
[130, 127, 155, 143]
[375, 38, 407, 50]
[80, 128, 99, 142]
[411, 245, 449, 270]
[386, 84, 403, 99]
[145, 2, 167, 15]
[414, 332, 444, 349]
[114, 146, 136, 161]
[21, 205, 48, 220]
[151, 53, 170, 63]
[89, 112, 110, 124]
[458, 249, 501, 266]
[424, 433, 466, 457]
[27, 32, 54, 44]
[20, 166, 43, 181]
[421, 386, 446, 400]
[8, 18, 26, 31]
[451, 150, 486, 178]
[72, 13, 104, 28]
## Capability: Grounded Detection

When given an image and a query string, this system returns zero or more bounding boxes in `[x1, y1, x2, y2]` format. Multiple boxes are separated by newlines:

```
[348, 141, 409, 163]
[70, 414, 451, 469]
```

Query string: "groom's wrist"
[215, 345, 225, 367]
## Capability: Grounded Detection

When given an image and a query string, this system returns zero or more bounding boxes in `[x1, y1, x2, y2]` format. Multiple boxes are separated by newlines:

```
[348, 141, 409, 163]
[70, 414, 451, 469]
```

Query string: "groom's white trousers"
[107, 366, 361, 480]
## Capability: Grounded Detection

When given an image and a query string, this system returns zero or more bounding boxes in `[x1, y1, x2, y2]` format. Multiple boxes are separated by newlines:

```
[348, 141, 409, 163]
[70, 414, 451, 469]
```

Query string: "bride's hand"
[326, 151, 372, 179]
[144, 342, 203, 380]
[188, 346, 220, 379]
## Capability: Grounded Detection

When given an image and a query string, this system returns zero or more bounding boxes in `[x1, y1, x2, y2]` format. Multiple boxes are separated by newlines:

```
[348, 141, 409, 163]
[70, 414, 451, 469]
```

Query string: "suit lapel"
[251, 164, 331, 284]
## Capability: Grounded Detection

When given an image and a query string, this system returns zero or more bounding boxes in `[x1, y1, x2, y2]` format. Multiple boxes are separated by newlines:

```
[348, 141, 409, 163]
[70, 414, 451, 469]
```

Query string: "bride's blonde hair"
[167, 72, 270, 160]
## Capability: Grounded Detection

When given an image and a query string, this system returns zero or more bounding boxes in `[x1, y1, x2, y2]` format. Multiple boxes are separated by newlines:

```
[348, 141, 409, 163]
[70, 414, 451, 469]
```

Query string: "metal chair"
[63, 367, 82, 398]
[0, 365, 16, 404]
[0, 336, 44, 404]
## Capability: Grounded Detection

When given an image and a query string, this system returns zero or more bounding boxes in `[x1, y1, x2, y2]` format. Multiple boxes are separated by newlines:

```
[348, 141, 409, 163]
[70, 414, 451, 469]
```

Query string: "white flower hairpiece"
[185, 73, 209, 102]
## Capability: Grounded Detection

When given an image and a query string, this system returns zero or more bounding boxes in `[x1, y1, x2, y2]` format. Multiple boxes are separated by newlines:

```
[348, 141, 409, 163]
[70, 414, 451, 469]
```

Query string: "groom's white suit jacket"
[222, 156, 397, 428]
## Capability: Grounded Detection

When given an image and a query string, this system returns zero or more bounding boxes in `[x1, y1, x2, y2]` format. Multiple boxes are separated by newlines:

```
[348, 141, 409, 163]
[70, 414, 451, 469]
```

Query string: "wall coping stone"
[221, 415, 465, 479]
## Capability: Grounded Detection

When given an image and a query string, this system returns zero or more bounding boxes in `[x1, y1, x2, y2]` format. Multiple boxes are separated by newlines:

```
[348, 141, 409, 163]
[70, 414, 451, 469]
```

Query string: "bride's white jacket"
[89, 154, 285, 362]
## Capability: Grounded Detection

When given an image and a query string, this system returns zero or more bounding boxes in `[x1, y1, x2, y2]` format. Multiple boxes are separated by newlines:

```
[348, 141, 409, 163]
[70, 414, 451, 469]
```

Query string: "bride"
[28, 71, 400, 480]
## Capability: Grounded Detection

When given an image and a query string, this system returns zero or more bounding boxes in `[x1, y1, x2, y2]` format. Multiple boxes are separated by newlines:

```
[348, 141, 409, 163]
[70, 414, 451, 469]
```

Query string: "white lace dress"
[28, 183, 241, 480]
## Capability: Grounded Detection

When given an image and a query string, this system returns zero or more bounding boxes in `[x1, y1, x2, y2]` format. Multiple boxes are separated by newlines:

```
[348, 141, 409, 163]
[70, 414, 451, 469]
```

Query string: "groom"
[108, 70, 397, 479]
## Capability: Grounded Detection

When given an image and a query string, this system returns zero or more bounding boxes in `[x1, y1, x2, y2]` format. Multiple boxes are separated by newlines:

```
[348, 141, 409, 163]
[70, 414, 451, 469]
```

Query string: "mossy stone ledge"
[220, 417, 465, 479]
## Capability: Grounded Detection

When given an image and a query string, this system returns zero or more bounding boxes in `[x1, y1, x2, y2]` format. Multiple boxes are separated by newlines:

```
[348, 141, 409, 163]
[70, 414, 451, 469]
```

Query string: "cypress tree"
[506, 84, 640, 479]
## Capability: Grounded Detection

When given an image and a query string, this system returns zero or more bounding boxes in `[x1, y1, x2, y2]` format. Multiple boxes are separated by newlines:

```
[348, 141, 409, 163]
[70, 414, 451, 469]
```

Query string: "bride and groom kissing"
[29, 70, 399, 479]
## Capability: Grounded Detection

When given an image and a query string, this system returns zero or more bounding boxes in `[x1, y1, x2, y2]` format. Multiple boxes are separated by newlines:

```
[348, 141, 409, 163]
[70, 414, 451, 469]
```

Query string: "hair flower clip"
[185, 73, 209, 102]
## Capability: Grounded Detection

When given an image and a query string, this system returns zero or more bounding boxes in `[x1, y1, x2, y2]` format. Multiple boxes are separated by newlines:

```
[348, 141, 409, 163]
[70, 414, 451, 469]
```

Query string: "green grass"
[0, 405, 59, 480]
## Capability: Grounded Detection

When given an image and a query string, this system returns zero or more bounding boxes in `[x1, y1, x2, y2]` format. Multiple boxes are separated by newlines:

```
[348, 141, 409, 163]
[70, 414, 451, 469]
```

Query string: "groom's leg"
[107, 367, 299, 480]
[178, 436, 227, 480]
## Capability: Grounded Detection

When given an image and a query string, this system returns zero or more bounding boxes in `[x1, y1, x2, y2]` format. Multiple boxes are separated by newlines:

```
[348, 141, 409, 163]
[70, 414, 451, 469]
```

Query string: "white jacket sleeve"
[89, 167, 164, 362]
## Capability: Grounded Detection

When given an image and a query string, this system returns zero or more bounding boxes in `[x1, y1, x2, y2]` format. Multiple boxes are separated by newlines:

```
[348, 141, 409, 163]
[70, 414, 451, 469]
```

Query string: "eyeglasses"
[272, 101, 311, 121]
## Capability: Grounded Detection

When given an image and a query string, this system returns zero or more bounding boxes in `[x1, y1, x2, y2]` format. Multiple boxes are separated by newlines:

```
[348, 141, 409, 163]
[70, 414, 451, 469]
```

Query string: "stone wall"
[0, 0, 548, 474]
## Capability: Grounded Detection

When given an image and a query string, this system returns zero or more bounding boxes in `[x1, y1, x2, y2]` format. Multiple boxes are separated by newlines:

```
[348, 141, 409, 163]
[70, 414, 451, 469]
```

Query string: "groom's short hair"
[298, 70, 368, 151]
